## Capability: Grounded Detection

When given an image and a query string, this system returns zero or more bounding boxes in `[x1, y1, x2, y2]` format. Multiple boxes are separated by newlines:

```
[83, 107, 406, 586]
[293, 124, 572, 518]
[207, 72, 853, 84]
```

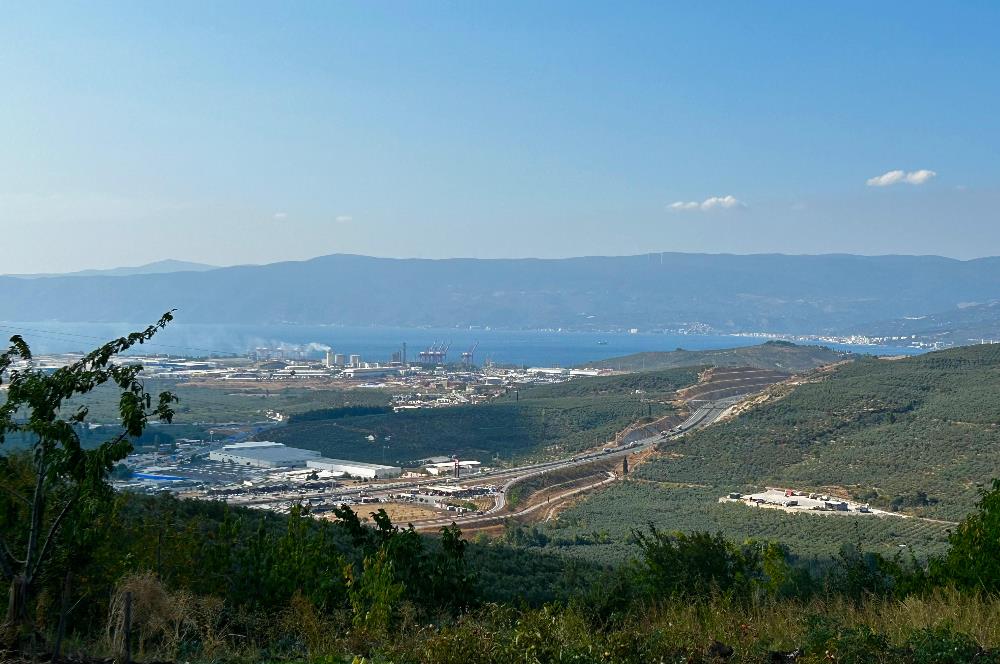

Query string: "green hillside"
[518, 366, 702, 399]
[541, 344, 1000, 561]
[263, 367, 701, 464]
[580, 340, 846, 372]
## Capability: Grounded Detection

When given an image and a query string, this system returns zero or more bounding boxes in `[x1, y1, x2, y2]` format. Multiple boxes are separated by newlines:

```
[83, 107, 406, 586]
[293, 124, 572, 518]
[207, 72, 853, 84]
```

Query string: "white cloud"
[668, 195, 745, 211]
[866, 169, 937, 187]
[335, 215, 353, 223]
[905, 169, 937, 185]
[701, 195, 744, 209]
[273, 212, 288, 220]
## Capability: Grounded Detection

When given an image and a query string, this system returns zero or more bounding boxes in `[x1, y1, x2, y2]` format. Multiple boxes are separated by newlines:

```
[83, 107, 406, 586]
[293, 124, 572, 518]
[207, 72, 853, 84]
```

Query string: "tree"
[631, 526, 770, 599]
[0, 313, 178, 635]
[934, 478, 1000, 591]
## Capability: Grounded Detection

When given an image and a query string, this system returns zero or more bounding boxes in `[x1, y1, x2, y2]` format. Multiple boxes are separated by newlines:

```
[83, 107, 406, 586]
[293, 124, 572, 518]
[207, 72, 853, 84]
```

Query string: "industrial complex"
[208, 441, 402, 478]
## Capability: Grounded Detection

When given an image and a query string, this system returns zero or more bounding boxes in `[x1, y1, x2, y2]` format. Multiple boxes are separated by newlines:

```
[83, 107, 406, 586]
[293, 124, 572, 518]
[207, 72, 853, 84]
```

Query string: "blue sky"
[2, 2, 999, 272]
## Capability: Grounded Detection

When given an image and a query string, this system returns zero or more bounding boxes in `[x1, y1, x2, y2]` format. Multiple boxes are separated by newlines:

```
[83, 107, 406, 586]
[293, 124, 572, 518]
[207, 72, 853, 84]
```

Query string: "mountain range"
[1, 252, 999, 338]
[4, 259, 218, 279]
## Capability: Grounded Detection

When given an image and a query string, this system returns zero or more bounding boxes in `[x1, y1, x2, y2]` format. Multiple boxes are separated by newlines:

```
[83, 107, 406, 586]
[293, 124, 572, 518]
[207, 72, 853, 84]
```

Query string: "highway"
[414, 471, 618, 530]
[221, 395, 743, 523]
[409, 395, 743, 530]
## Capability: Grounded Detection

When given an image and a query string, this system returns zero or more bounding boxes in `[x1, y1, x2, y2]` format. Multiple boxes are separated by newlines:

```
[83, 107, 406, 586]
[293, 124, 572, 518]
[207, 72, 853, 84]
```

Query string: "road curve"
[408, 396, 741, 530]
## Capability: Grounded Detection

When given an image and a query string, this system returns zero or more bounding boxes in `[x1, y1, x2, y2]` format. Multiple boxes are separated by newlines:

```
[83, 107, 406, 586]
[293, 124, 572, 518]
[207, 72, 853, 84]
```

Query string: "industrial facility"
[341, 366, 400, 379]
[306, 458, 402, 479]
[206, 441, 401, 479]
[208, 441, 322, 468]
[424, 460, 482, 477]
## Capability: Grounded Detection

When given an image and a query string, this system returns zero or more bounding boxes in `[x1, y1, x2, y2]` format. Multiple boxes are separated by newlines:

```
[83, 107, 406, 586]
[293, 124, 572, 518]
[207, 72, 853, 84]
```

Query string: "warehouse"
[342, 366, 399, 379]
[208, 441, 321, 468]
[306, 458, 402, 479]
[424, 460, 482, 476]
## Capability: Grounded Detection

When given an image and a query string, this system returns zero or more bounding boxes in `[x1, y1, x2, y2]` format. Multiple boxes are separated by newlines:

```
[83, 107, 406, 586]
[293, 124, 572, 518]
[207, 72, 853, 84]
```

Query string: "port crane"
[418, 341, 451, 364]
[460, 341, 479, 367]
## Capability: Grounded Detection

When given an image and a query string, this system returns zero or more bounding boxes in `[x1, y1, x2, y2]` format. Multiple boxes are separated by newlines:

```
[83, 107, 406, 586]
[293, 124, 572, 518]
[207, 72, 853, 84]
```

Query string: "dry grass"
[321, 502, 446, 524]
[625, 590, 1000, 661]
[105, 572, 229, 662]
[84, 584, 1000, 663]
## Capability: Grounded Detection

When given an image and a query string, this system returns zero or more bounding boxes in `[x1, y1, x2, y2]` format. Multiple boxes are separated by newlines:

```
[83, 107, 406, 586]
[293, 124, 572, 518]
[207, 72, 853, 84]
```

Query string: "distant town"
[3, 341, 622, 523]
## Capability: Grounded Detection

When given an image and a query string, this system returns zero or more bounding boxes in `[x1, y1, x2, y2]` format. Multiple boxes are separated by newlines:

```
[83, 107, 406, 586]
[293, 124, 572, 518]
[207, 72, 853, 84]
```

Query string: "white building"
[424, 460, 482, 476]
[527, 367, 570, 376]
[208, 441, 321, 468]
[342, 366, 399, 379]
[306, 458, 402, 479]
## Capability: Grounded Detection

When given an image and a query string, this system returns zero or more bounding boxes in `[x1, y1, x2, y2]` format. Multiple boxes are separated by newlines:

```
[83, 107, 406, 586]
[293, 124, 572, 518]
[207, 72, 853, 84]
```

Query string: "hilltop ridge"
[5, 258, 218, 279]
[579, 340, 846, 372]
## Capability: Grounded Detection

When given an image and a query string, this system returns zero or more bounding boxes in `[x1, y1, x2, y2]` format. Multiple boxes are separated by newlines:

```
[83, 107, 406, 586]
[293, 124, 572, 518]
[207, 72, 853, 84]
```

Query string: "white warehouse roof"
[209, 441, 321, 468]
[222, 441, 285, 450]
[306, 458, 402, 478]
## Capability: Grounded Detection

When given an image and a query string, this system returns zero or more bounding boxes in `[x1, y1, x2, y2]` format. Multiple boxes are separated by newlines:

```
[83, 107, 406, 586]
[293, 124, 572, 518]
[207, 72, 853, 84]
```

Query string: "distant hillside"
[543, 343, 1000, 562]
[864, 300, 1000, 346]
[3, 252, 1000, 334]
[642, 343, 1000, 520]
[6, 259, 218, 279]
[580, 340, 845, 372]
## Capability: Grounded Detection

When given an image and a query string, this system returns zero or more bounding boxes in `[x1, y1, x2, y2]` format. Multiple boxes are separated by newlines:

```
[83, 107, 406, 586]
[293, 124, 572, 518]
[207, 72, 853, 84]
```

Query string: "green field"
[542, 481, 950, 564]
[262, 367, 701, 465]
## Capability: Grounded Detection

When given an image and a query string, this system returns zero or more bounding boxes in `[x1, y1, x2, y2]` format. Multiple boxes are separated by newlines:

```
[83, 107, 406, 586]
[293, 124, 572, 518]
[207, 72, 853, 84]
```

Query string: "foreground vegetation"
[2, 479, 1000, 663]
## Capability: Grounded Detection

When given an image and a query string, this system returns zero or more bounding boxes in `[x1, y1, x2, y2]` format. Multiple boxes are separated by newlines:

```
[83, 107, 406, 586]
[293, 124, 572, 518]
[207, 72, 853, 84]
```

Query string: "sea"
[0, 321, 926, 367]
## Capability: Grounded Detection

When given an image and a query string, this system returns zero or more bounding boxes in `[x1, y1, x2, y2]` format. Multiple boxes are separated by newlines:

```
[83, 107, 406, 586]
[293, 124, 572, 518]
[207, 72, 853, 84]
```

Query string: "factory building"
[424, 460, 482, 476]
[306, 458, 402, 479]
[527, 367, 570, 376]
[208, 441, 321, 468]
[208, 443, 400, 478]
[349, 354, 362, 368]
[342, 366, 399, 379]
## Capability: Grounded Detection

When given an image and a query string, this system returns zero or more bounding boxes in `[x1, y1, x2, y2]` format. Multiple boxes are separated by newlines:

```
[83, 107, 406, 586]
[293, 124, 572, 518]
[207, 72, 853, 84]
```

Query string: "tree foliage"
[0, 312, 177, 633]
[934, 478, 1000, 592]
